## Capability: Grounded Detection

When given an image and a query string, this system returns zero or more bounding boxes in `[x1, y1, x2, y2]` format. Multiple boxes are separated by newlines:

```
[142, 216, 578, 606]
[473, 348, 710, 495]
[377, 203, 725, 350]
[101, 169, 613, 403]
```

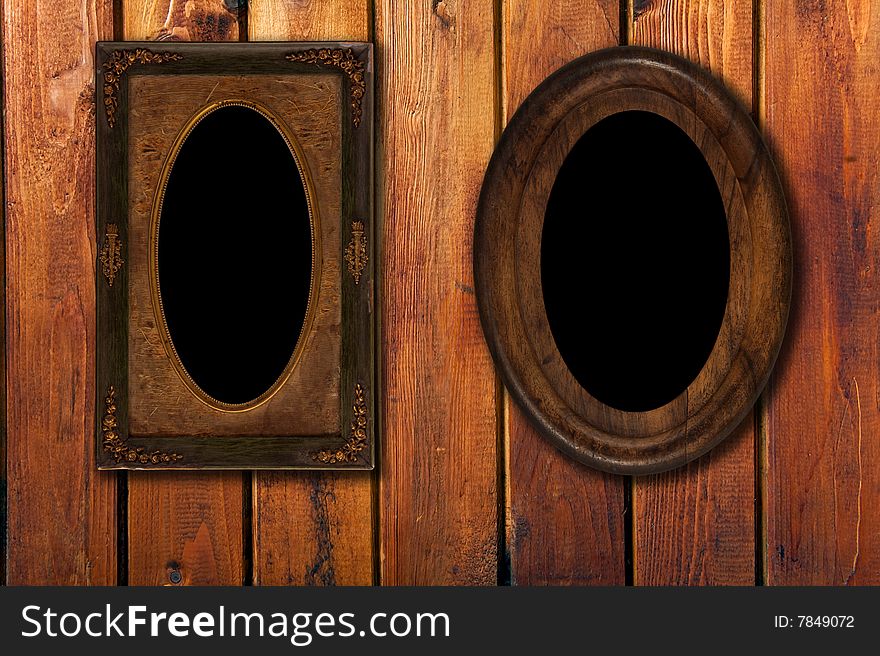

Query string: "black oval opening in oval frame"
[157, 104, 313, 407]
[541, 110, 730, 412]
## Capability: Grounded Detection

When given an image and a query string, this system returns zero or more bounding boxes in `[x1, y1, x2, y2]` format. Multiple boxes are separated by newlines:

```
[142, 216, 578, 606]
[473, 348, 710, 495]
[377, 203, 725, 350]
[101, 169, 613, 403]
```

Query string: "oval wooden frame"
[474, 47, 792, 475]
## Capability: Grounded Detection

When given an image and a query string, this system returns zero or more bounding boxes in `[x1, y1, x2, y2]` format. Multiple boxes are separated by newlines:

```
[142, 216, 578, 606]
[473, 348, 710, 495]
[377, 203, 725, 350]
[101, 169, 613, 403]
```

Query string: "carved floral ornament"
[313, 383, 369, 464]
[102, 386, 183, 465]
[102, 49, 183, 128]
[285, 48, 367, 127]
[102, 47, 367, 129]
[99, 223, 124, 286]
[344, 220, 368, 284]
[100, 381, 370, 467]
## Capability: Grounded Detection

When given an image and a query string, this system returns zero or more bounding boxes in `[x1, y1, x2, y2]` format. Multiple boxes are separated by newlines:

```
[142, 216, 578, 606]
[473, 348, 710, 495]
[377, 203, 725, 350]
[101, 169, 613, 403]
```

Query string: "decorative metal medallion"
[101, 386, 183, 465]
[102, 49, 183, 128]
[99, 223, 124, 287]
[344, 220, 368, 285]
[313, 383, 368, 464]
[285, 48, 366, 127]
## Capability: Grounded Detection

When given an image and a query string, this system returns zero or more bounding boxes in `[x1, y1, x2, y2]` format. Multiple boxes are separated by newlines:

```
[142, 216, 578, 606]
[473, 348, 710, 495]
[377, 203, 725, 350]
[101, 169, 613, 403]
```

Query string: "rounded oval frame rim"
[149, 98, 322, 413]
[474, 46, 792, 475]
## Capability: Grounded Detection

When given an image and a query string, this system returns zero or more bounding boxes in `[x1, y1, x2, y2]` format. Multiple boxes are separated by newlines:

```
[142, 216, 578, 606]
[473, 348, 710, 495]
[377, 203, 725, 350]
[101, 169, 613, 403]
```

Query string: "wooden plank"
[764, 0, 880, 585]
[248, 0, 374, 586]
[3, 0, 117, 584]
[503, 0, 625, 585]
[376, 0, 498, 584]
[630, 0, 756, 585]
[124, 0, 244, 586]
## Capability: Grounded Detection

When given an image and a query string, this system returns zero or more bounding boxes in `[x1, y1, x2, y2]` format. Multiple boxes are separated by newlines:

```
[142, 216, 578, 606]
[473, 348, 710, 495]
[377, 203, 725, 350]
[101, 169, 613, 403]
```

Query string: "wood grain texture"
[630, 0, 757, 585]
[634, 426, 756, 584]
[124, 0, 240, 42]
[377, 0, 498, 584]
[253, 472, 373, 585]
[128, 472, 243, 584]
[632, 0, 752, 106]
[502, 0, 624, 585]
[123, 1, 244, 585]
[3, 0, 117, 584]
[764, 0, 880, 585]
[248, 0, 370, 41]
[249, 0, 374, 586]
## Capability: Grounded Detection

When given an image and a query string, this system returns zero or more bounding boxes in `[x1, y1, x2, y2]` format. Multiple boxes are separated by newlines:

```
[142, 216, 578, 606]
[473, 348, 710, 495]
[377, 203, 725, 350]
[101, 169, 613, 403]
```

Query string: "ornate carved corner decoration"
[313, 383, 368, 464]
[101, 386, 183, 465]
[99, 223, 124, 287]
[102, 49, 183, 128]
[285, 48, 366, 127]
[344, 220, 368, 284]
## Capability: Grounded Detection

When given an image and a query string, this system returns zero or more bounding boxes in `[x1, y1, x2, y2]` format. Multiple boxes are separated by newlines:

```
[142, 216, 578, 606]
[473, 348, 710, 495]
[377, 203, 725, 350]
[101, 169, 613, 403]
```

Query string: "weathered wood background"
[3, 0, 877, 585]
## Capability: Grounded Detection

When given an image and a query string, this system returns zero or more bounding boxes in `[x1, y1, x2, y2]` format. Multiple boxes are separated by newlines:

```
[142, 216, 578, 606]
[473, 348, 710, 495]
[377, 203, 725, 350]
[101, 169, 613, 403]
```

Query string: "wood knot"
[433, 0, 456, 31]
[154, 0, 240, 41]
[796, 0, 828, 19]
[633, 0, 652, 20]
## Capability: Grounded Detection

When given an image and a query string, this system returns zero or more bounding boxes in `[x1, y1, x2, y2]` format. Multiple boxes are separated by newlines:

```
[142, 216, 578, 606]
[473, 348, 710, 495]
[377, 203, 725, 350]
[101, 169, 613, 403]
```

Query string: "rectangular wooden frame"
[95, 41, 374, 470]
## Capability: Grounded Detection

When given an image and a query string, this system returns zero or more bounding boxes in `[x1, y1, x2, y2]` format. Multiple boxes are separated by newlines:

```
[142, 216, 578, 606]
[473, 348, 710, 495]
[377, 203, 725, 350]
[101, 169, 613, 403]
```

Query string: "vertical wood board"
[630, 0, 757, 586]
[3, 0, 117, 584]
[123, 0, 244, 586]
[503, 0, 626, 586]
[763, 0, 880, 585]
[376, 0, 499, 584]
[249, 0, 375, 586]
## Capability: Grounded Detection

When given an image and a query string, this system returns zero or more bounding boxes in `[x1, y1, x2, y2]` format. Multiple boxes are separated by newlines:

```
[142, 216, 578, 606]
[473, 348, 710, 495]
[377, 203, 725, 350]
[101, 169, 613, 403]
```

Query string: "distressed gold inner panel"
[151, 100, 320, 412]
[128, 74, 342, 437]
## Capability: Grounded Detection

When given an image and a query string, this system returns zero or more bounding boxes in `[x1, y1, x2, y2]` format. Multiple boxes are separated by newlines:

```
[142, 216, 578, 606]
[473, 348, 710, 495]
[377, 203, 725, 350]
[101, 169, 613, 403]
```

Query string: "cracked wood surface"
[764, 0, 880, 585]
[253, 471, 373, 585]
